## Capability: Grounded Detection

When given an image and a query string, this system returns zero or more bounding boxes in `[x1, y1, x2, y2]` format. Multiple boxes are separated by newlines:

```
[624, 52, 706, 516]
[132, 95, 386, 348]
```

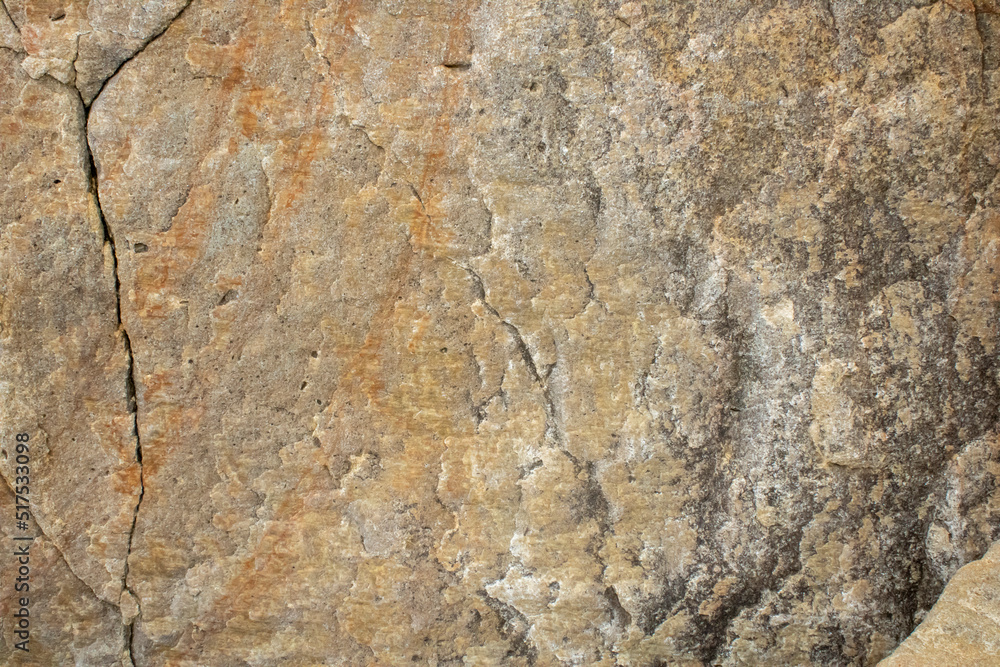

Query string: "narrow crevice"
[473, 377, 506, 428]
[84, 0, 194, 109]
[583, 266, 597, 305]
[79, 89, 145, 665]
[823, 0, 839, 41]
[459, 263, 562, 446]
[0, 473, 105, 603]
[124, 621, 137, 667]
[1, 0, 19, 34]
[305, 16, 332, 69]
[408, 183, 424, 207]
[578, 264, 609, 316]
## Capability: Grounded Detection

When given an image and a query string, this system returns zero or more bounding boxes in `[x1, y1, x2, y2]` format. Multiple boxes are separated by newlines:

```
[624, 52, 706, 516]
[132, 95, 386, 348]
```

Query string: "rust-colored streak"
[152, 1, 483, 660]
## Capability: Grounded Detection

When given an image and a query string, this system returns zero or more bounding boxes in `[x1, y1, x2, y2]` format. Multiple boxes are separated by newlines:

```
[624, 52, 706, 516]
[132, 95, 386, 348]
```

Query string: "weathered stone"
[0, 46, 134, 662]
[3, 0, 188, 101]
[880, 538, 1000, 666]
[1, 0, 998, 665]
[0, 484, 124, 664]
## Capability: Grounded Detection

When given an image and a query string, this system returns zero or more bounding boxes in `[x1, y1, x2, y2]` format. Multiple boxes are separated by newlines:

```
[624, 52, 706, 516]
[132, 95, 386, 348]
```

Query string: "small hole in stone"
[440, 347, 448, 353]
[53, 179, 61, 184]
[133, 242, 148, 253]
[50, 9, 66, 21]
[310, 351, 318, 358]
[300, 381, 307, 390]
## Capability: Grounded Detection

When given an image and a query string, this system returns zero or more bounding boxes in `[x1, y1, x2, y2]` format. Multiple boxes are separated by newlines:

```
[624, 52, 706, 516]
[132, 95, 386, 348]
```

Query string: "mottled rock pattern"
[1, 0, 999, 665]
[879, 539, 1000, 666]
[3, 0, 188, 101]
[0, 41, 135, 663]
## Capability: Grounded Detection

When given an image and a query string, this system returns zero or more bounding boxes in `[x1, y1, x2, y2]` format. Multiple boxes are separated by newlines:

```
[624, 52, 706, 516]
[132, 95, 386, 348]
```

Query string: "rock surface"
[2, 0, 999, 665]
[3, 0, 189, 102]
[0, 38, 135, 664]
[879, 539, 1000, 666]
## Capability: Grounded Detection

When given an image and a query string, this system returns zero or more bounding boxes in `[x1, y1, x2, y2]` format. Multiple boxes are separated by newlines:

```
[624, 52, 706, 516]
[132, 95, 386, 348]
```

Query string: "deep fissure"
[81, 90, 144, 665]
[68, 4, 198, 661]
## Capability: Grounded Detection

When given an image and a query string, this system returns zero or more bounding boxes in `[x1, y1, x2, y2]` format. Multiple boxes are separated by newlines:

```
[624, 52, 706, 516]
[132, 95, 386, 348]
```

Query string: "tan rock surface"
[1, 0, 999, 665]
[0, 41, 135, 664]
[3, 0, 189, 101]
[879, 539, 1000, 666]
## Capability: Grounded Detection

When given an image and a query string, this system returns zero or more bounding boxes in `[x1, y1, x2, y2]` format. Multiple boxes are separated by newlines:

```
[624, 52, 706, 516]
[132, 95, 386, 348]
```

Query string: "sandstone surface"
[1, 0, 998, 665]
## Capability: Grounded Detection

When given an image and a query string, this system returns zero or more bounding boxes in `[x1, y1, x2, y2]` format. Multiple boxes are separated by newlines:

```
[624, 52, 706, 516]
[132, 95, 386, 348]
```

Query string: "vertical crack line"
[78, 90, 144, 663]
[0, 0, 18, 34]
[581, 265, 608, 313]
[823, 0, 839, 41]
[459, 263, 562, 446]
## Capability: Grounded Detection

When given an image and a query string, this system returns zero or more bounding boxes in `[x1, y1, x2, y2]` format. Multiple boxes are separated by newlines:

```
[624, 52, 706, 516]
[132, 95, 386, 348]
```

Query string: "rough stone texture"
[1, 0, 999, 665]
[879, 538, 1000, 666]
[0, 42, 135, 663]
[2, 0, 189, 102]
